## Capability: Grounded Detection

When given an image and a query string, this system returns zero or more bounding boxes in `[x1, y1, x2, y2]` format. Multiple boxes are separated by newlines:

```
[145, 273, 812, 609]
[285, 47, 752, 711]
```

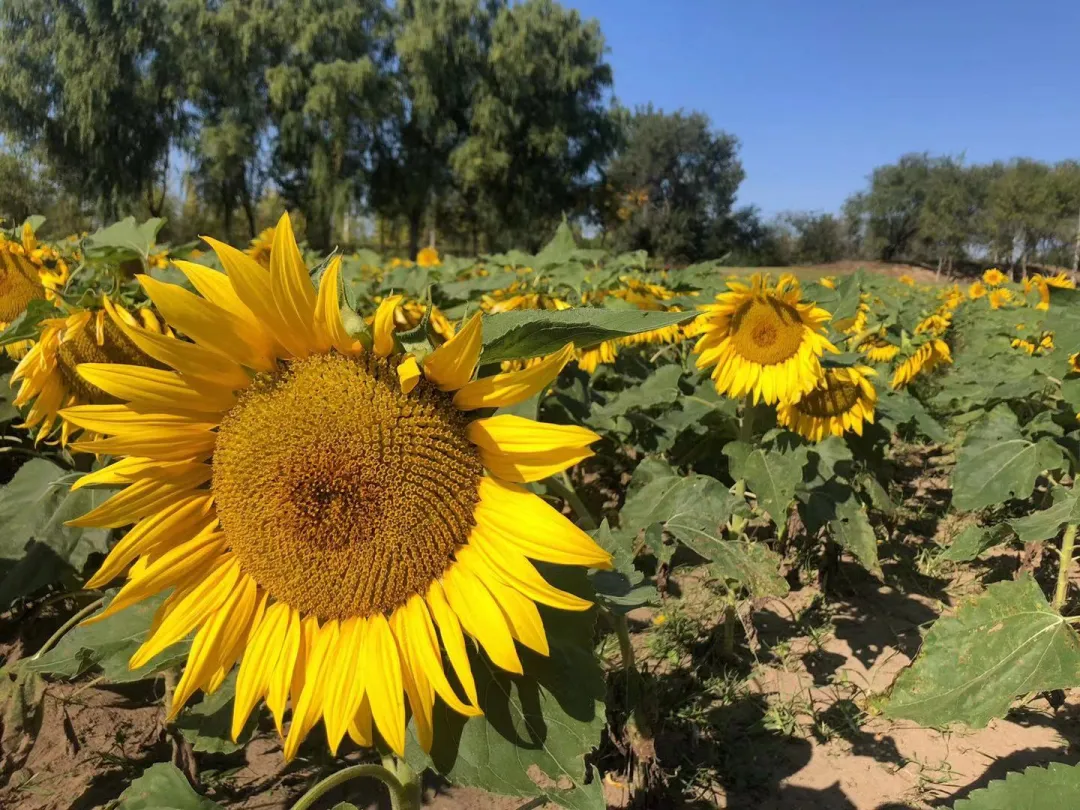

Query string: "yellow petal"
[267, 608, 303, 736]
[314, 257, 361, 355]
[104, 297, 249, 389]
[423, 312, 482, 391]
[67, 469, 211, 528]
[397, 355, 421, 394]
[467, 528, 592, 611]
[394, 596, 479, 717]
[72, 458, 205, 491]
[70, 429, 218, 462]
[77, 364, 235, 414]
[269, 213, 318, 357]
[138, 273, 274, 372]
[59, 404, 214, 436]
[322, 617, 368, 754]
[373, 295, 402, 357]
[232, 601, 291, 740]
[283, 620, 339, 762]
[474, 477, 612, 569]
[173, 260, 278, 362]
[453, 343, 574, 410]
[441, 563, 522, 675]
[467, 414, 598, 482]
[425, 581, 479, 708]
[364, 614, 406, 756]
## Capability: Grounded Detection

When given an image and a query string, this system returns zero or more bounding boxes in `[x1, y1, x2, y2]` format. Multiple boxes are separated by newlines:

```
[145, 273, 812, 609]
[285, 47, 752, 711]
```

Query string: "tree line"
[0, 0, 747, 260]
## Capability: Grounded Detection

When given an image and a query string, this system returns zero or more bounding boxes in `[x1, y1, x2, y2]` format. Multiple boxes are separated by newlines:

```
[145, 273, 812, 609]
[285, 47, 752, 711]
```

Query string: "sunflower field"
[2, 215, 1080, 810]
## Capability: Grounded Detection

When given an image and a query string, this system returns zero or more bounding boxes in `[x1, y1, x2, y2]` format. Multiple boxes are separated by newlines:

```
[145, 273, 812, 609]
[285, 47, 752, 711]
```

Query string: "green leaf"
[951, 762, 1080, 810]
[0, 459, 112, 605]
[743, 448, 802, 526]
[876, 387, 948, 443]
[828, 496, 881, 575]
[479, 309, 691, 363]
[114, 763, 222, 810]
[25, 592, 189, 682]
[938, 524, 1014, 563]
[533, 219, 579, 268]
[175, 671, 248, 754]
[406, 614, 605, 810]
[587, 364, 683, 431]
[0, 298, 60, 347]
[705, 540, 789, 597]
[589, 520, 656, 614]
[952, 438, 1051, 511]
[1010, 487, 1080, 544]
[886, 577, 1080, 727]
[85, 216, 165, 262]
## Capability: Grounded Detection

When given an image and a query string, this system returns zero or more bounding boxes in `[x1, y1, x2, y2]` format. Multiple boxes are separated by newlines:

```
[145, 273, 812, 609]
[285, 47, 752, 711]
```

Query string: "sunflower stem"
[550, 472, 598, 531]
[289, 763, 412, 810]
[29, 596, 104, 661]
[722, 600, 738, 660]
[739, 395, 756, 443]
[611, 612, 654, 770]
[1054, 523, 1078, 611]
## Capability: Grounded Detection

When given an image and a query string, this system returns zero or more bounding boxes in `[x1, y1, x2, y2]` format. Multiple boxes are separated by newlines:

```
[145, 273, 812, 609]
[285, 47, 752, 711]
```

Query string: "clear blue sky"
[570, 0, 1080, 216]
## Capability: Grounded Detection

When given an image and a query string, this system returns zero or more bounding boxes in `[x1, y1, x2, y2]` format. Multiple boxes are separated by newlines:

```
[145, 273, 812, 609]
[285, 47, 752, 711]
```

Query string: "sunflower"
[576, 339, 618, 373]
[247, 227, 276, 269]
[694, 274, 836, 405]
[1043, 272, 1075, 290]
[968, 281, 987, 300]
[0, 224, 71, 358]
[776, 365, 877, 441]
[914, 312, 950, 336]
[389, 298, 456, 343]
[1069, 353, 1080, 374]
[818, 276, 837, 290]
[416, 246, 441, 268]
[11, 303, 170, 445]
[898, 275, 916, 286]
[890, 339, 952, 389]
[982, 268, 1007, 286]
[65, 214, 611, 762]
[858, 334, 900, 363]
[987, 288, 1014, 310]
[1012, 338, 1037, 355]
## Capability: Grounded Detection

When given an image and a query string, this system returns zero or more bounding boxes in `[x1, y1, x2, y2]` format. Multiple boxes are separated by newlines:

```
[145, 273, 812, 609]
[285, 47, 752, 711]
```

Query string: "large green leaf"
[25, 592, 189, 682]
[84, 217, 165, 262]
[405, 612, 605, 810]
[951, 762, 1080, 809]
[886, 577, 1080, 727]
[0, 459, 112, 605]
[938, 524, 1013, 563]
[479, 309, 691, 363]
[952, 437, 1060, 511]
[587, 364, 684, 432]
[589, 520, 656, 614]
[743, 448, 802, 526]
[828, 496, 881, 575]
[1010, 486, 1080, 544]
[175, 672, 249, 754]
[114, 763, 222, 810]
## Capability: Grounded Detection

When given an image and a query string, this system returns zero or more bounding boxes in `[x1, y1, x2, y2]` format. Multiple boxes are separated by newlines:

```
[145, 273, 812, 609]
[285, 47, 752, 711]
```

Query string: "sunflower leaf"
[828, 496, 881, 576]
[406, 611, 606, 810]
[743, 448, 801, 527]
[885, 576, 1080, 727]
[0, 459, 112, 606]
[113, 763, 222, 810]
[950, 762, 1080, 810]
[479, 309, 691, 363]
[1010, 487, 1080, 544]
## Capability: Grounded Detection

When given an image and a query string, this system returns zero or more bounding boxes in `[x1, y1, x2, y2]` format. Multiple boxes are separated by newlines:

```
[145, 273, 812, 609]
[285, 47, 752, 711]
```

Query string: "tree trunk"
[407, 209, 422, 261]
[936, 255, 942, 281]
[1072, 205, 1080, 277]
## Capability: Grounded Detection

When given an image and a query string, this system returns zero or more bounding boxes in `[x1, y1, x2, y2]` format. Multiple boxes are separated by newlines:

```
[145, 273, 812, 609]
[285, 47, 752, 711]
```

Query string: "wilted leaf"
[951, 762, 1080, 809]
[114, 763, 222, 810]
[0, 664, 45, 774]
[886, 577, 1080, 727]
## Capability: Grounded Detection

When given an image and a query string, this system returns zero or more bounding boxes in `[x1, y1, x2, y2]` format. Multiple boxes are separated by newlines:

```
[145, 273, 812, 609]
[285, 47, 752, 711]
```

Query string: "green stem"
[611, 611, 653, 752]
[1054, 523, 1078, 611]
[722, 601, 738, 659]
[29, 597, 104, 660]
[289, 763, 413, 810]
[549, 473, 598, 531]
[738, 394, 755, 443]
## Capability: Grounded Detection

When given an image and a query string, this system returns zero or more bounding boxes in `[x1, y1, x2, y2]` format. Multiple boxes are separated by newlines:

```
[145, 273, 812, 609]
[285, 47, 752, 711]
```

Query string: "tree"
[606, 106, 744, 262]
[370, 0, 496, 259]
[266, 0, 392, 250]
[451, 0, 618, 251]
[170, 0, 278, 241]
[0, 148, 48, 226]
[916, 156, 983, 274]
[845, 153, 936, 262]
[0, 0, 185, 219]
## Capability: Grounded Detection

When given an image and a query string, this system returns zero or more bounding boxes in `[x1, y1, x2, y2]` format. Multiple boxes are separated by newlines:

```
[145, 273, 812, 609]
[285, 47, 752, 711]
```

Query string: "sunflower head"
[694, 274, 836, 405]
[988, 288, 1014, 310]
[65, 214, 612, 761]
[416, 246, 441, 268]
[247, 227, 276, 268]
[983, 268, 1007, 286]
[898, 275, 915, 286]
[890, 339, 952, 389]
[776, 365, 877, 442]
[1069, 353, 1080, 374]
[1044, 272, 1075, 290]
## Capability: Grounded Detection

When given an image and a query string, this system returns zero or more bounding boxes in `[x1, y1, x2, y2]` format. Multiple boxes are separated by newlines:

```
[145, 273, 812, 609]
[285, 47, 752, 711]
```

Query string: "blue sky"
[570, 0, 1080, 216]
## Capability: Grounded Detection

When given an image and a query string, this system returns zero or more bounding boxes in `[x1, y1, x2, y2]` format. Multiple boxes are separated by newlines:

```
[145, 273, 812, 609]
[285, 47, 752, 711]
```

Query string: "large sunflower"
[11, 304, 169, 444]
[694, 274, 836, 405]
[890, 339, 952, 389]
[0, 224, 71, 358]
[65, 215, 611, 761]
[776, 365, 877, 442]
